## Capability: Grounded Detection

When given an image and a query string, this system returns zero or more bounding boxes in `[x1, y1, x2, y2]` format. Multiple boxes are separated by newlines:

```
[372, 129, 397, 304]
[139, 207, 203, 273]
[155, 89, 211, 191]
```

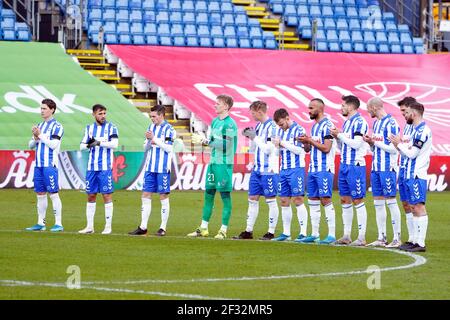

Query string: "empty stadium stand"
[0, 1, 31, 41]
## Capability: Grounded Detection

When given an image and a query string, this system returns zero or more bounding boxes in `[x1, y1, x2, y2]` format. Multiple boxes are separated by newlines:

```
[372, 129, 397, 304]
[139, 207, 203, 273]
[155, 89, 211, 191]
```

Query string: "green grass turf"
[0, 189, 448, 300]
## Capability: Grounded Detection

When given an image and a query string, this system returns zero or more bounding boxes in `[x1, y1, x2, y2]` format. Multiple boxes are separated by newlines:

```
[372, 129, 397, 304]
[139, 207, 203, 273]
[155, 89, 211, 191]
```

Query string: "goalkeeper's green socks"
[202, 189, 216, 223]
[220, 192, 232, 227]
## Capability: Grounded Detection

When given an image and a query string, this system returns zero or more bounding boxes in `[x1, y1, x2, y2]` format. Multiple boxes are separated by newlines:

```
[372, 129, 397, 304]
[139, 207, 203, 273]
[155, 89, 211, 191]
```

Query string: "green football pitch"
[0, 189, 448, 300]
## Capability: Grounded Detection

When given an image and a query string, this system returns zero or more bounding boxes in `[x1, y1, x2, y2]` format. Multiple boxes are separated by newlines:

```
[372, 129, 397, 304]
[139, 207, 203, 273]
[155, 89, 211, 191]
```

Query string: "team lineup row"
[25, 94, 431, 253]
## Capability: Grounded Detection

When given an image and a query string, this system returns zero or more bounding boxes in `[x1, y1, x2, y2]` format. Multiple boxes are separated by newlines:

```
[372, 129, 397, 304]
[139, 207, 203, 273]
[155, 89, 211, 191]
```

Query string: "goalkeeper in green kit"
[187, 94, 238, 239]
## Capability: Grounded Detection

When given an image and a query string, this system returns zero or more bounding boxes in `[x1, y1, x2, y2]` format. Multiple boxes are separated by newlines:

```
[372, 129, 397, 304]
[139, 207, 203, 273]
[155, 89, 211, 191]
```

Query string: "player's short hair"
[310, 98, 325, 105]
[92, 104, 107, 113]
[217, 94, 234, 109]
[397, 96, 417, 107]
[408, 102, 424, 116]
[42, 99, 57, 114]
[342, 95, 360, 109]
[273, 108, 289, 122]
[249, 100, 267, 112]
[151, 105, 165, 116]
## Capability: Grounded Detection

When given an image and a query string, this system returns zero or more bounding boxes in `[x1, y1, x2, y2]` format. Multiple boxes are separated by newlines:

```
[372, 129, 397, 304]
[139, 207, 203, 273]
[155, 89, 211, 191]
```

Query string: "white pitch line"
[0, 280, 233, 300]
[84, 247, 427, 285]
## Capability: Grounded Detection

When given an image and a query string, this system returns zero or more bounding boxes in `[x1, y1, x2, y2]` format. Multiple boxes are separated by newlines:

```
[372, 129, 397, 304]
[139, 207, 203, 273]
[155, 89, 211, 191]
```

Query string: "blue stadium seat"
[285, 5, 297, 17]
[197, 13, 209, 25]
[170, 23, 184, 36]
[168, 1, 182, 12]
[116, 0, 129, 10]
[354, 42, 365, 52]
[156, 11, 169, 24]
[375, 31, 388, 44]
[211, 25, 223, 38]
[388, 32, 400, 45]
[88, 0, 102, 9]
[186, 35, 199, 46]
[272, 4, 284, 15]
[400, 33, 412, 45]
[316, 29, 326, 41]
[397, 24, 410, 34]
[221, 2, 234, 14]
[235, 14, 249, 27]
[366, 43, 378, 53]
[103, 22, 116, 33]
[415, 45, 424, 54]
[195, 1, 208, 13]
[236, 26, 249, 38]
[226, 37, 238, 48]
[132, 34, 146, 45]
[351, 30, 363, 43]
[249, 27, 262, 39]
[248, 19, 260, 28]
[265, 38, 277, 49]
[341, 42, 353, 52]
[142, 0, 155, 11]
[391, 44, 402, 53]
[298, 16, 311, 31]
[213, 37, 225, 47]
[143, 23, 157, 35]
[116, 9, 129, 23]
[334, 6, 346, 18]
[346, 6, 359, 19]
[146, 34, 159, 45]
[222, 14, 234, 26]
[184, 24, 197, 36]
[157, 23, 171, 36]
[403, 45, 414, 54]
[182, 1, 195, 13]
[348, 18, 361, 31]
[209, 13, 221, 26]
[286, 16, 297, 27]
[252, 38, 264, 49]
[129, 0, 142, 10]
[317, 41, 328, 51]
[239, 38, 251, 49]
[378, 43, 390, 53]
[105, 32, 118, 43]
[297, 5, 309, 17]
[169, 12, 183, 24]
[117, 22, 130, 34]
[385, 21, 397, 32]
[199, 36, 212, 47]
[339, 30, 351, 43]
[197, 25, 210, 37]
[156, 0, 168, 11]
[326, 30, 338, 42]
[130, 10, 142, 22]
[301, 27, 312, 39]
[102, 0, 115, 9]
[159, 36, 173, 46]
[336, 18, 348, 31]
[119, 33, 132, 44]
[224, 25, 236, 37]
[329, 41, 340, 52]
[324, 18, 336, 31]
[143, 11, 156, 23]
[383, 12, 396, 23]
[363, 31, 375, 44]
[17, 30, 31, 41]
[413, 37, 424, 47]
[182, 12, 195, 24]
[322, 6, 334, 18]
[88, 9, 102, 21]
[103, 9, 115, 22]
[310, 5, 321, 18]
[173, 36, 186, 46]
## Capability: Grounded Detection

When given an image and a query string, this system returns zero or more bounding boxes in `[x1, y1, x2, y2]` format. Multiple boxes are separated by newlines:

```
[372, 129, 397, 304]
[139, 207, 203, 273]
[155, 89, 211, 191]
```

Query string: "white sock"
[386, 198, 401, 241]
[140, 198, 151, 230]
[267, 199, 279, 234]
[246, 199, 259, 232]
[309, 199, 321, 237]
[86, 202, 96, 230]
[105, 202, 113, 228]
[405, 212, 414, 242]
[201, 220, 209, 229]
[160, 198, 170, 230]
[342, 203, 353, 237]
[374, 199, 387, 240]
[37, 194, 48, 226]
[296, 203, 308, 236]
[281, 206, 292, 236]
[414, 215, 428, 247]
[324, 202, 336, 238]
[220, 225, 228, 232]
[355, 202, 367, 239]
[49, 193, 62, 226]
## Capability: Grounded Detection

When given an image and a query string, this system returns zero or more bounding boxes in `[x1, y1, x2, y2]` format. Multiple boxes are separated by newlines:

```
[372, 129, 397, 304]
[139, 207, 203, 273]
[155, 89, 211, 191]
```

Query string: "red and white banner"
[109, 45, 450, 155]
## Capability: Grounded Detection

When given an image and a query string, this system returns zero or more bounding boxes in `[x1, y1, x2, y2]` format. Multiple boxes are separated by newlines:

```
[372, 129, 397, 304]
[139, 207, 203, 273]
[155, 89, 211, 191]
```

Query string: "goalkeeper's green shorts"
[205, 164, 234, 192]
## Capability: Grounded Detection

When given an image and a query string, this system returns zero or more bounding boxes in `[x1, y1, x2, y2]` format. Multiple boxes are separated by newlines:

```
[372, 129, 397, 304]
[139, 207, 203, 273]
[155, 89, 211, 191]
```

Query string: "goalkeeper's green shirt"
[209, 115, 238, 165]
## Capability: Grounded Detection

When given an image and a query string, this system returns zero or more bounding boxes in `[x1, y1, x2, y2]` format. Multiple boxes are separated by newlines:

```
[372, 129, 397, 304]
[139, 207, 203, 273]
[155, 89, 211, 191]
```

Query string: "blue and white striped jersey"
[405, 121, 432, 180]
[277, 122, 306, 170]
[144, 121, 175, 173]
[340, 112, 369, 166]
[34, 118, 64, 168]
[81, 121, 119, 171]
[371, 114, 400, 172]
[309, 117, 336, 173]
[400, 123, 414, 170]
[252, 118, 279, 173]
